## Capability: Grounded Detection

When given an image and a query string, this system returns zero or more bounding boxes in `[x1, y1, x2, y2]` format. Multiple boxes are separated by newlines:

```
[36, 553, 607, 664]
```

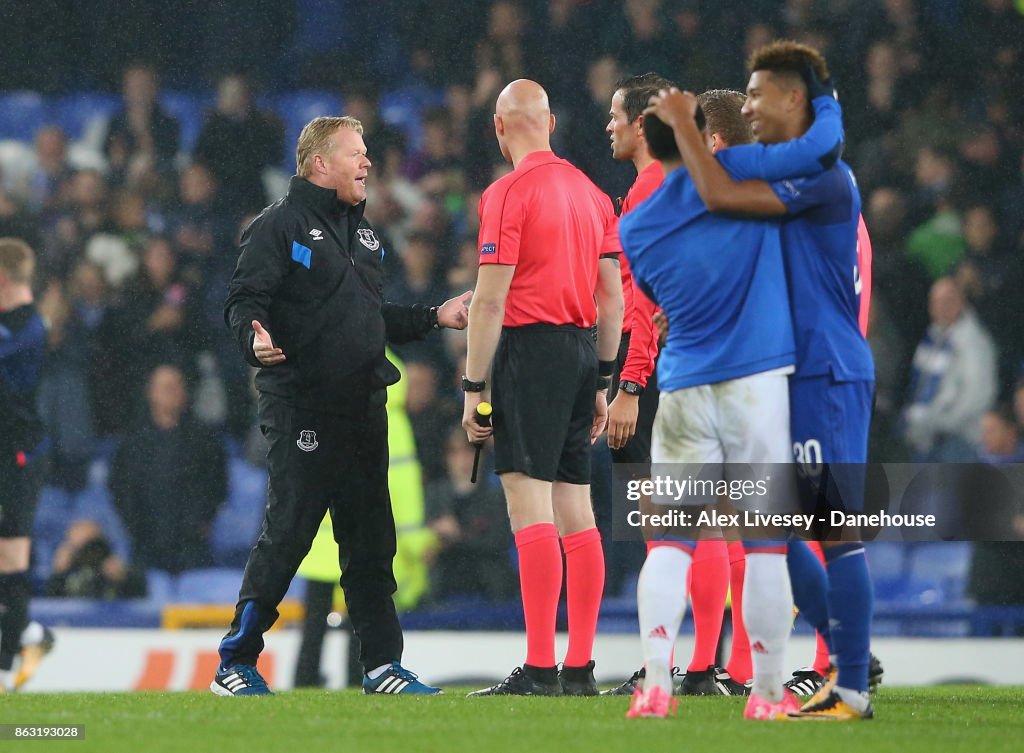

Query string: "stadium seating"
[210, 458, 267, 567]
[0, 87, 462, 169]
[906, 541, 973, 604]
[174, 568, 246, 603]
[865, 540, 910, 604]
[273, 90, 343, 166]
[53, 92, 120, 143]
[0, 91, 49, 141]
[145, 569, 175, 603]
[159, 90, 211, 156]
[380, 86, 447, 151]
[30, 597, 163, 628]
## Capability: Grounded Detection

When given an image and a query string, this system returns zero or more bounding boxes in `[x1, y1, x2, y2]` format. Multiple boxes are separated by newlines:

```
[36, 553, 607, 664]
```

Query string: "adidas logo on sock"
[648, 625, 670, 640]
[751, 641, 766, 654]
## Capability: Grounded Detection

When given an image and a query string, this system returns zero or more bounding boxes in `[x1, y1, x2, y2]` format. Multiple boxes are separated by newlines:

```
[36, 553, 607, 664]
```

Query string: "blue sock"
[786, 539, 832, 653]
[825, 543, 873, 693]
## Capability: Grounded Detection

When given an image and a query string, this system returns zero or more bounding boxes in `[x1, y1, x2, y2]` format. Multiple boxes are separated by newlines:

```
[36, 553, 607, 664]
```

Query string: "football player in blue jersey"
[619, 88, 845, 721]
[647, 42, 876, 721]
[0, 238, 52, 693]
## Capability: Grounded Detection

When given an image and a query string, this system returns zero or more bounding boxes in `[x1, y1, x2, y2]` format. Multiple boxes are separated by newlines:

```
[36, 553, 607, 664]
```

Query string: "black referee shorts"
[0, 455, 41, 538]
[609, 331, 659, 471]
[492, 324, 597, 484]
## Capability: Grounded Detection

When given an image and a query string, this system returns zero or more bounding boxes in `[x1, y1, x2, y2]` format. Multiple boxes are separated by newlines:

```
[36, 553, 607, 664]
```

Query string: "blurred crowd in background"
[2, 0, 1023, 606]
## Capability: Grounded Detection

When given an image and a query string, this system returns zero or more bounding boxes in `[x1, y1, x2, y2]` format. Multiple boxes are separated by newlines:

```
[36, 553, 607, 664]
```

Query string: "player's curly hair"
[747, 40, 829, 85]
[696, 90, 753, 147]
[616, 72, 677, 123]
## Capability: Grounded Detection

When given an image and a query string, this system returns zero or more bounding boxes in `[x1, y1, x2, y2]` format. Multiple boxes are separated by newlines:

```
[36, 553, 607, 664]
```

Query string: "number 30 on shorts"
[793, 439, 823, 477]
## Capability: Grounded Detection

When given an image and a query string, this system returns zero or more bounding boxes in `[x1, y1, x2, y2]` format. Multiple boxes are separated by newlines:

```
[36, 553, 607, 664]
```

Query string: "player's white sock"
[743, 552, 793, 703]
[835, 686, 870, 712]
[366, 663, 391, 680]
[21, 621, 44, 646]
[0, 669, 13, 692]
[637, 544, 692, 695]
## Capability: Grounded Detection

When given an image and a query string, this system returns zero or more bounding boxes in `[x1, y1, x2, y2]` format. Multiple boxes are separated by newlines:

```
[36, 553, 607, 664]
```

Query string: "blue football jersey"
[619, 165, 795, 392]
[769, 160, 875, 381]
[619, 97, 848, 393]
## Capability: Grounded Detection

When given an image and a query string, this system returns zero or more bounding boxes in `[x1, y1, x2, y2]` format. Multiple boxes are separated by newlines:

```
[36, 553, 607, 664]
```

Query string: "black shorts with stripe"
[492, 324, 597, 484]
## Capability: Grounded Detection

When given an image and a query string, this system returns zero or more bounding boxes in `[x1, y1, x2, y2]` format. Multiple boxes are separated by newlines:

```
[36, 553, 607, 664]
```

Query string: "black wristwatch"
[461, 376, 486, 392]
[429, 306, 441, 329]
[620, 380, 644, 396]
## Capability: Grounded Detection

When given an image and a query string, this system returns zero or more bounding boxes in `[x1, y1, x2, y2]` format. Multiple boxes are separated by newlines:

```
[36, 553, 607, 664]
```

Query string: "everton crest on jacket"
[225, 176, 436, 415]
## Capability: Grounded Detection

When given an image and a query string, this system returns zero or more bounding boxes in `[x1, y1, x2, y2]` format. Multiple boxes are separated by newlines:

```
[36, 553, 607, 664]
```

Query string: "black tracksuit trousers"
[218, 392, 403, 674]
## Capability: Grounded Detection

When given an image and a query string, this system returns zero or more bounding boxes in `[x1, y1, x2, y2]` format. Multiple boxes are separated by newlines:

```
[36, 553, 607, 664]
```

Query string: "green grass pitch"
[3, 687, 1022, 753]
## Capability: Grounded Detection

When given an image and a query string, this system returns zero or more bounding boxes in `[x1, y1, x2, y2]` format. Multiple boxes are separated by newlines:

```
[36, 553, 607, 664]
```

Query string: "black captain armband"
[599, 360, 615, 378]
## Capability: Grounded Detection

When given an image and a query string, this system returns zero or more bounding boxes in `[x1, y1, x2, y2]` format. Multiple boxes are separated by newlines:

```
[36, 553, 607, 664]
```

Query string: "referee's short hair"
[615, 72, 676, 123]
[0, 238, 35, 285]
[296, 116, 364, 177]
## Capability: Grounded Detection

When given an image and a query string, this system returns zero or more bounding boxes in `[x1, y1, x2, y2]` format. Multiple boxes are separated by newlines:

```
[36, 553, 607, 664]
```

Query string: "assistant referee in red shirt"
[462, 79, 624, 697]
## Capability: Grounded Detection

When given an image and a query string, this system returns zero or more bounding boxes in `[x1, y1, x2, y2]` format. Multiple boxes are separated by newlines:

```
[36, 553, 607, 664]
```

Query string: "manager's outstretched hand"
[252, 320, 286, 366]
[438, 290, 472, 330]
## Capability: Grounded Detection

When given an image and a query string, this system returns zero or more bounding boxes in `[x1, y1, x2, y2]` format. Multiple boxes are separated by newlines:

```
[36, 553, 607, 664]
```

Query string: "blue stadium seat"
[212, 458, 266, 566]
[53, 92, 120, 142]
[211, 511, 261, 568]
[31, 486, 76, 586]
[379, 93, 422, 150]
[273, 90, 343, 166]
[866, 541, 909, 603]
[907, 542, 973, 603]
[227, 457, 267, 511]
[0, 91, 50, 141]
[33, 486, 74, 548]
[159, 90, 210, 155]
[145, 569, 175, 603]
[73, 484, 131, 561]
[379, 86, 444, 152]
[30, 598, 162, 628]
[174, 567, 244, 603]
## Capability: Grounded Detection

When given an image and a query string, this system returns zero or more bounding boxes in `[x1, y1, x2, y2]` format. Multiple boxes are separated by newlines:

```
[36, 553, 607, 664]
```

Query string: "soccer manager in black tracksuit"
[214, 116, 469, 696]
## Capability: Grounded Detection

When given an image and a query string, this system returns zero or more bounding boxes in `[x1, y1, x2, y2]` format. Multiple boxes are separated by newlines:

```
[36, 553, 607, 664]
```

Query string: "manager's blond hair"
[296, 116, 364, 177]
